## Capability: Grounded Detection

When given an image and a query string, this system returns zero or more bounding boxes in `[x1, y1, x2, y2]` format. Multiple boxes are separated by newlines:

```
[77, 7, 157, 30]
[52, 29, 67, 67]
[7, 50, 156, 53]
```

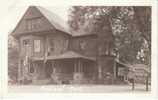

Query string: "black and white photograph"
[0, 0, 158, 99]
[7, 5, 152, 92]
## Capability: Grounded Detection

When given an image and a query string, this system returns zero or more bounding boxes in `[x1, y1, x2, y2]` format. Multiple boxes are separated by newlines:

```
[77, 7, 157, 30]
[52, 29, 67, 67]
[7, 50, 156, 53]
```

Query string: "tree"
[8, 34, 19, 82]
[68, 6, 151, 65]
[133, 7, 151, 65]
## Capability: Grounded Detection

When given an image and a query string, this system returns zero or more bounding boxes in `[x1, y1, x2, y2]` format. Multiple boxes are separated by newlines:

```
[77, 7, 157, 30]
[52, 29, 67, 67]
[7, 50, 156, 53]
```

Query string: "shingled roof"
[11, 6, 96, 37]
[36, 6, 72, 35]
[11, 6, 72, 37]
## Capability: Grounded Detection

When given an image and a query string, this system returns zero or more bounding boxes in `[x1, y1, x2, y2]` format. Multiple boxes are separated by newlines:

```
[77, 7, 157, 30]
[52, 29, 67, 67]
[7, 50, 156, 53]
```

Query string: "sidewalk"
[8, 84, 151, 93]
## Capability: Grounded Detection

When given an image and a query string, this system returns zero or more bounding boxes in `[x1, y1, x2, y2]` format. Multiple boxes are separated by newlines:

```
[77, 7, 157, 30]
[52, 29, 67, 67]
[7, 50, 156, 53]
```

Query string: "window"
[63, 39, 69, 51]
[25, 17, 42, 31]
[23, 39, 30, 46]
[79, 40, 87, 50]
[34, 40, 41, 52]
[29, 64, 34, 73]
[48, 39, 54, 52]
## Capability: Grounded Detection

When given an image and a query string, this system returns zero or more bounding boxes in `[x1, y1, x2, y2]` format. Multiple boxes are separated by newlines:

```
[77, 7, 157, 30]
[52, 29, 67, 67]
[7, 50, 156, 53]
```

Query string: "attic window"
[25, 17, 42, 31]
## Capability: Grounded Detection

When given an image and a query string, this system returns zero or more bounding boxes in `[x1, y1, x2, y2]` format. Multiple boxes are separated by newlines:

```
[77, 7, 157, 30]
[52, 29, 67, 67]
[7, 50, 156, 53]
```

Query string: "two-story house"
[11, 6, 115, 84]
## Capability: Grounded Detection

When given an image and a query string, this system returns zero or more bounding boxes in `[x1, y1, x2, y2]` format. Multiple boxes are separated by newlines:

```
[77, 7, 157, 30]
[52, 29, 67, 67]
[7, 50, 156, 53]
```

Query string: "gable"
[12, 6, 55, 37]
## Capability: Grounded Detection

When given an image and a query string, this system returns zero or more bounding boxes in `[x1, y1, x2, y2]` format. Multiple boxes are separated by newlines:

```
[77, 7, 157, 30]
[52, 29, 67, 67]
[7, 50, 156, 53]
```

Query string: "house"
[11, 6, 116, 85]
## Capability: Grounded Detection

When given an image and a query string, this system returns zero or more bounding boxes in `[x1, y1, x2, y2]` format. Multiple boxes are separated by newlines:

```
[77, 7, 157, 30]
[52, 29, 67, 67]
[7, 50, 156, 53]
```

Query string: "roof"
[71, 29, 97, 37]
[32, 51, 96, 61]
[11, 6, 98, 37]
[37, 7, 98, 37]
[36, 6, 72, 35]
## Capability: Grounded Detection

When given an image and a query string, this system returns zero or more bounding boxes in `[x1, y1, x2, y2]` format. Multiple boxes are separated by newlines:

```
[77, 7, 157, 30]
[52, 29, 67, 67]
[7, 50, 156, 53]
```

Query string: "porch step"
[51, 73, 73, 84]
[32, 79, 52, 85]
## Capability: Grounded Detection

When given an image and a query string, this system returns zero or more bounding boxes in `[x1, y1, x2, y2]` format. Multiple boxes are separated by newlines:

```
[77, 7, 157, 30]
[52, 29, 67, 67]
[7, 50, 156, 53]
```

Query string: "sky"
[0, 0, 152, 35]
[8, 6, 70, 34]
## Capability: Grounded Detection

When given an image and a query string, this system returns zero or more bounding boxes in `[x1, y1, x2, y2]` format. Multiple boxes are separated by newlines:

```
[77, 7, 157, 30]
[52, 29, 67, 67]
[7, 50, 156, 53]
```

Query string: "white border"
[0, 0, 157, 100]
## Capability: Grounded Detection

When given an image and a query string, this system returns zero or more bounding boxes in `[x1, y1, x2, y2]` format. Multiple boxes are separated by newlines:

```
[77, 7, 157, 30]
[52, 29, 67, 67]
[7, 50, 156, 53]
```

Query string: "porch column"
[18, 59, 22, 83]
[42, 62, 46, 78]
[113, 59, 117, 79]
[80, 61, 82, 73]
[52, 61, 55, 73]
[78, 60, 84, 73]
[74, 59, 83, 73]
[78, 60, 81, 72]
[74, 61, 77, 72]
[98, 65, 102, 79]
[32, 62, 38, 83]
[73, 59, 84, 84]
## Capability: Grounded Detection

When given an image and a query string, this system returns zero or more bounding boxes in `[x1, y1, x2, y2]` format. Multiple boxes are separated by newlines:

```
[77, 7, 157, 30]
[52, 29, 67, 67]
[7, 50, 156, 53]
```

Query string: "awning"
[32, 51, 96, 61]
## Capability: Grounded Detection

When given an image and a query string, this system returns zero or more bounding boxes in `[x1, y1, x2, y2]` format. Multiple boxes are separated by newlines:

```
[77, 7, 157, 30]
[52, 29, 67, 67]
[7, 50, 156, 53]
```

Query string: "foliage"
[8, 35, 19, 82]
[68, 6, 151, 65]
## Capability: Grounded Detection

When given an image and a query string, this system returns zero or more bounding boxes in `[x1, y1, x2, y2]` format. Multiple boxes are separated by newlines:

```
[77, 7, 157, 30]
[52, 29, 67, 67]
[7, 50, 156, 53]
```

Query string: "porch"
[32, 51, 97, 84]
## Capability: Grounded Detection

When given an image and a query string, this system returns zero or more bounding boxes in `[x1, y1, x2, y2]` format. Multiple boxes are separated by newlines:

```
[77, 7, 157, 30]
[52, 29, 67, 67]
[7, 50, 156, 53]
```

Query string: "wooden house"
[11, 6, 115, 84]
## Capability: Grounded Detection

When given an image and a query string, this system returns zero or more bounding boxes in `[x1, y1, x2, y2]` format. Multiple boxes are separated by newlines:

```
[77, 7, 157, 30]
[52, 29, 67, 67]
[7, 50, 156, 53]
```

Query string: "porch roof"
[32, 51, 96, 61]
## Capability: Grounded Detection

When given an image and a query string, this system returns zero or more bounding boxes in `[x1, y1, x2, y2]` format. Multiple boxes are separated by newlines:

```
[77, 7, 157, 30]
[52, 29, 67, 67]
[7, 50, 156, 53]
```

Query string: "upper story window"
[48, 39, 54, 52]
[34, 39, 41, 53]
[79, 40, 87, 50]
[63, 39, 69, 51]
[23, 39, 30, 46]
[25, 17, 42, 31]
